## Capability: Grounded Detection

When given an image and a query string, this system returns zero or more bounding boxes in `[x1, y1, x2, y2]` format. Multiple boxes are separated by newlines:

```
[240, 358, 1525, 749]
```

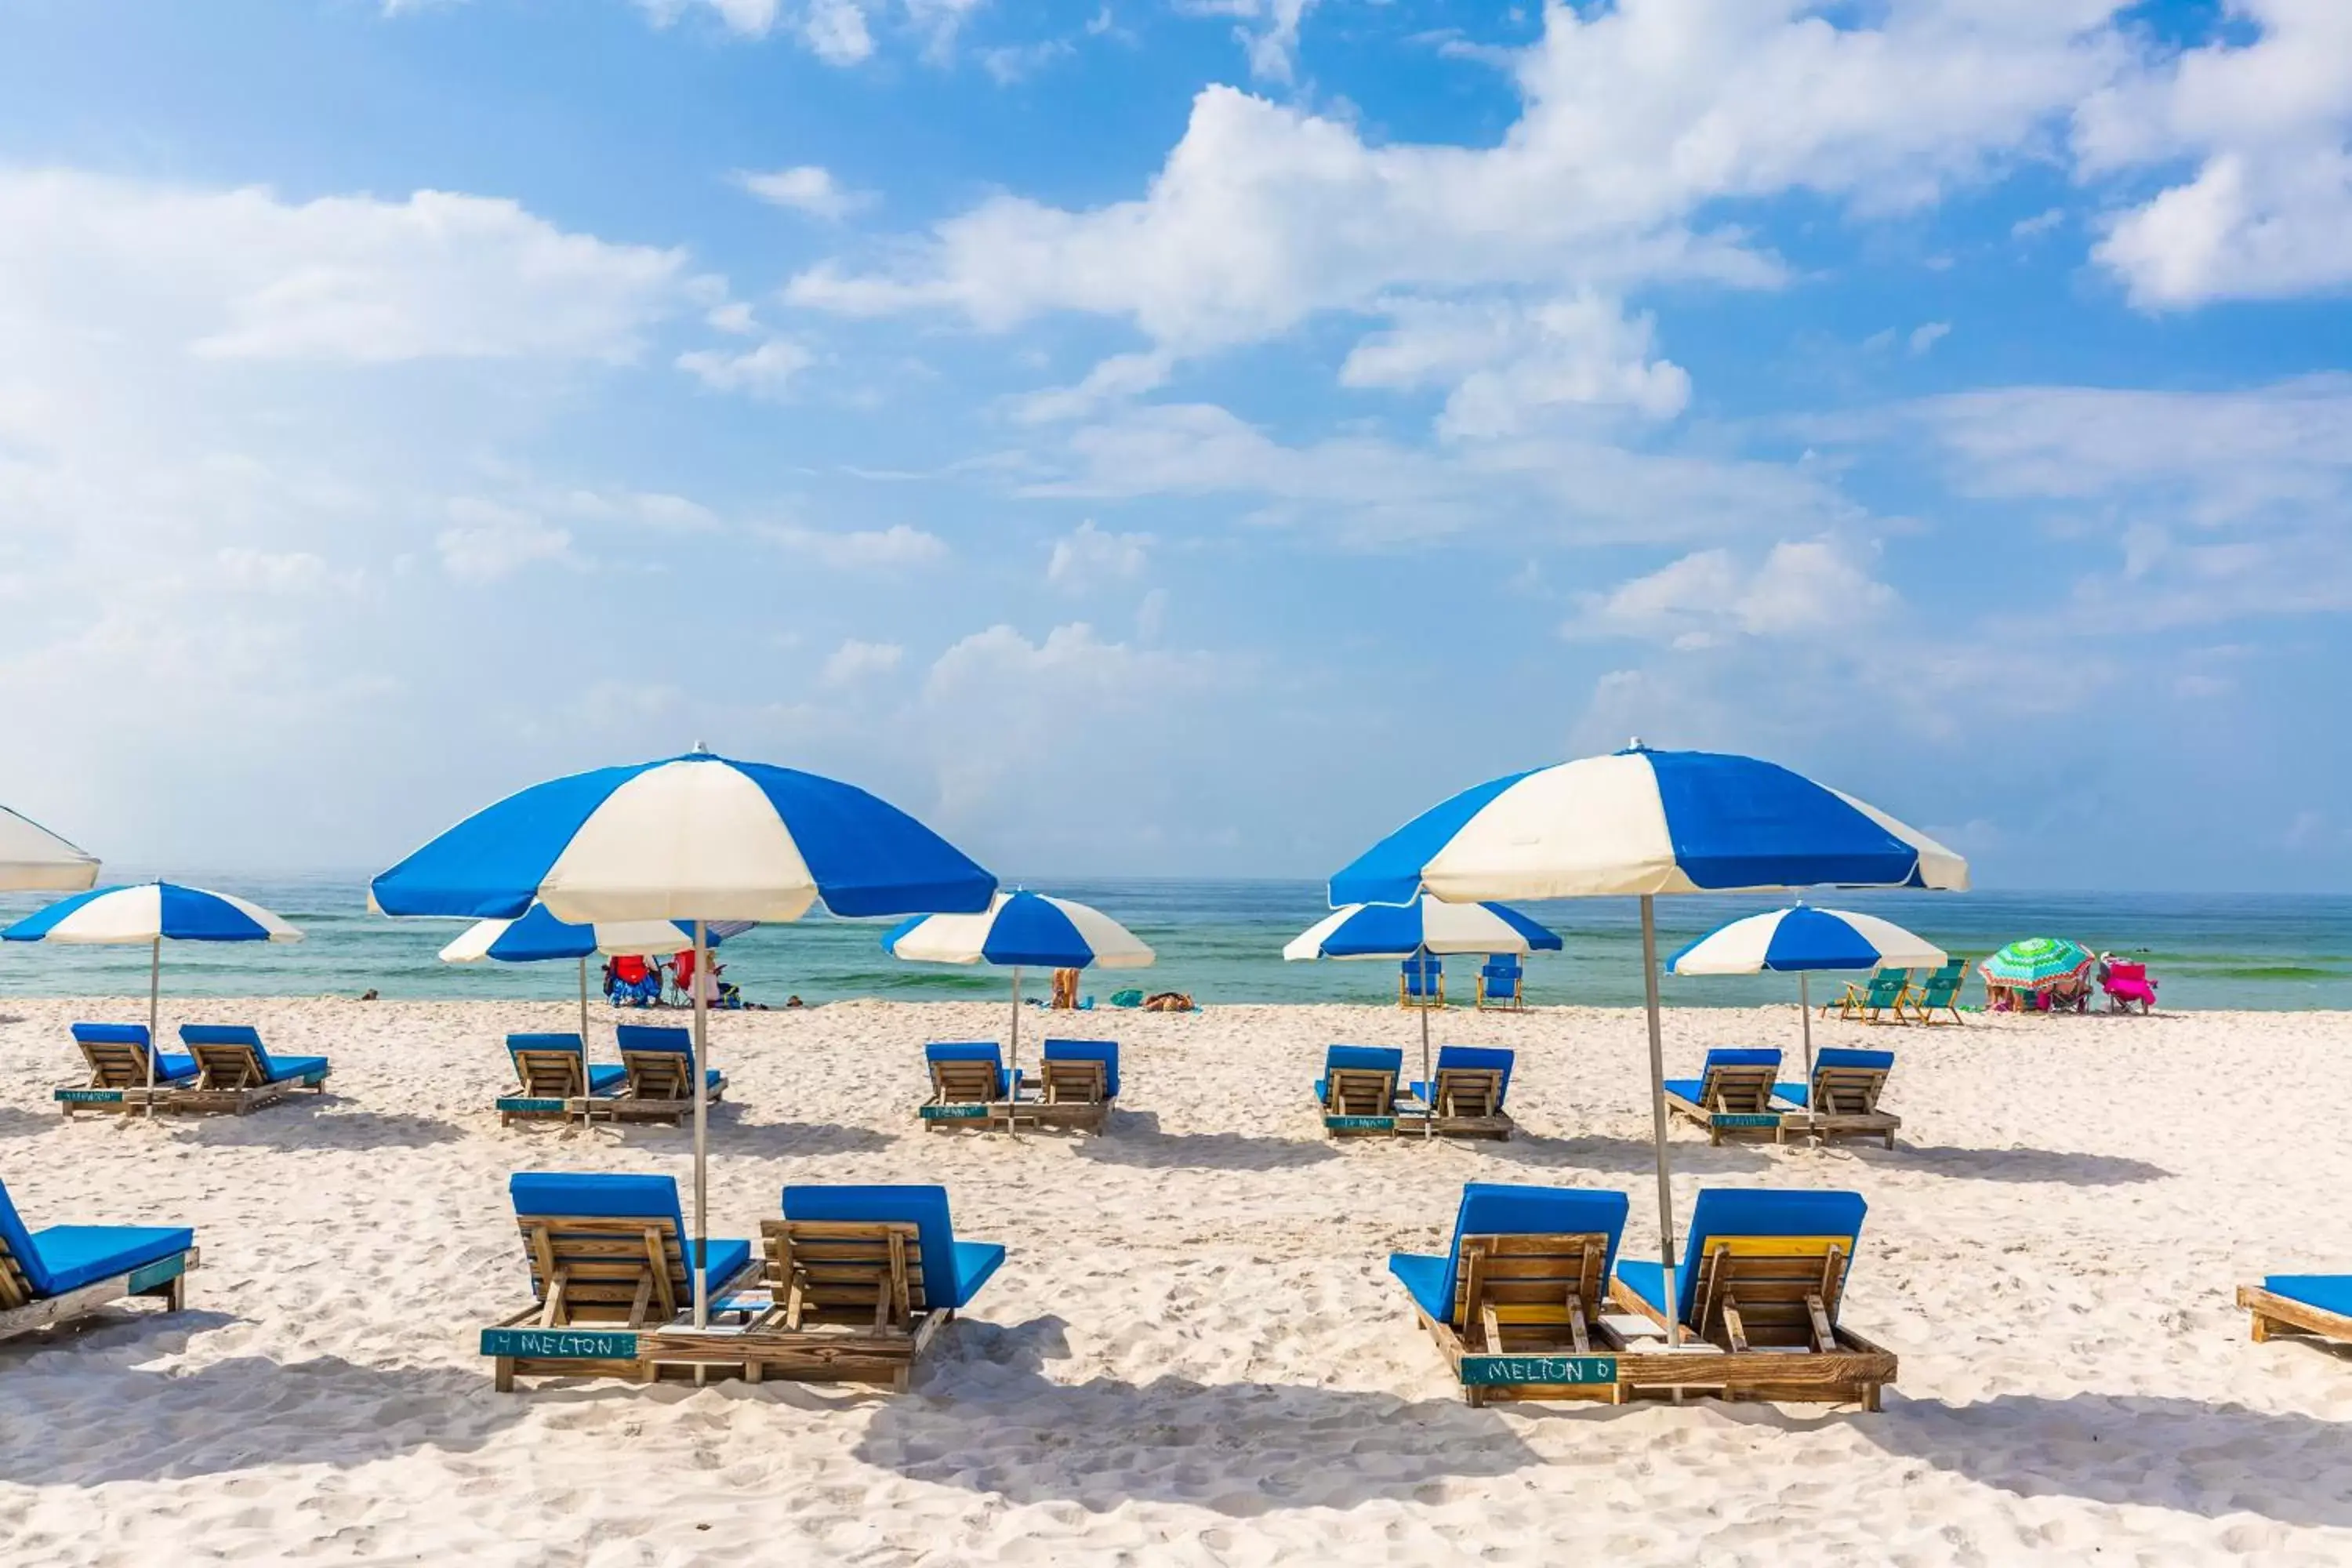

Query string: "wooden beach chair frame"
[1408, 1229, 1629, 1407]
[1663, 1052, 1787, 1145]
[1779, 1051, 1900, 1148]
[1474, 956, 1525, 1011]
[1399, 1046, 1517, 1140]
[920, 1044, 1024, 1132]
[1398, 956, 1445, 1011]
[54, 1024, 199, 1117]
[1824, 970, 1911, 1024]
[1029, 1040, 1116, 1134]
[173, 1025, 330, 1116]
[1320, 1048, 1404, 1136]
[496, 1033, 626, 1127]
[2238, 1281, 2352, 1350]
[1903, 962, 1967, 1025]
[604, 1027, 726, 1124]
[0, 1181, 199, 1347]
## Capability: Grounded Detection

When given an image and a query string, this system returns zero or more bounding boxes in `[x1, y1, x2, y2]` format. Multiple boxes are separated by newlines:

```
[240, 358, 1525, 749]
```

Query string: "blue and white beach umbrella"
[372, 748, 993, 1327]
[1668, 905, 1947, 1089]
[884, 891, 1153, 1080]
[4, 882, 303, 1102]
[439, 902, 749, 1041]
[1283, 896, 1562, 962]
[1330, 744, 1966, 1343]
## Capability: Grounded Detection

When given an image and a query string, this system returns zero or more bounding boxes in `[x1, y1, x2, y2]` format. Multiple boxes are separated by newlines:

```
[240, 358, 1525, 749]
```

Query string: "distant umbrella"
[0, 806, 99, 893]
[1980, 936, 2094, 992]
[5, 882, 303, 1109]
[439, 902, 750, 1040]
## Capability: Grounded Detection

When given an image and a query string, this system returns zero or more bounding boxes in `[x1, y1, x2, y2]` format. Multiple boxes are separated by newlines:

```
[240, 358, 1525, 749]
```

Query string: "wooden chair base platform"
[1411, 1298, 1893, 1410]
[589, 1091, 726, 1126]
[56, 1080, 322, 1116]
[1327, 1111, 1515, 1140]
[2239, 1284, 2352, 1348]
[1780, 1110, 1900, 1149]
[0, 1247, 198, 1345]
[1664, 1094, 1792, 1145]
[918, 1099, 1112, 1134]
[485, 1299, 951, 1392]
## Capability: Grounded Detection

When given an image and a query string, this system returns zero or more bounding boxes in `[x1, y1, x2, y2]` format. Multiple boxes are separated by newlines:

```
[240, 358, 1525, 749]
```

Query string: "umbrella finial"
[1625, 735, 1647, 753]
[690, 740, 711, 756]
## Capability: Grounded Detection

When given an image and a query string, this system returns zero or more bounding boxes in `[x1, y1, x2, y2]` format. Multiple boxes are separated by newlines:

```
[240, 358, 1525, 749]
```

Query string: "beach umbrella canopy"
[1329, 743, 1965, 1345]
[3, 882, 303, 1107]
[883, 891, 1152, 1078]
[1667, 905, 1947, 1091]
[0, 805, 100, 893]
[1980, 936, 2093, 991]
[370, 749, 996, 924]
[1283, 896, 1563, 961]
[372, 748, 994, 1329]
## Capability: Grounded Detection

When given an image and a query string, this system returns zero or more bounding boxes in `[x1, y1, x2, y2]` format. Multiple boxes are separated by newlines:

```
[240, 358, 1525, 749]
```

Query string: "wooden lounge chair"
[484, 1171, 759, 1390]
[1399, 955, 1444, 1010]
[1904, 961, 1966, 1025]
[55, 1023, 200, 1116]
[1475, 956, 1525, 1011]
[0, 1176, 198, 1347]
[1663, 1048, 1786, 1144]
[176, 1025, 330, 1114]
[1406, 1045, 1515, 1139]
[1610, 1188, 1896, 1409]
[1318, 1044, 1404, 1135]
[609, 1025, 726, 1123]
[1825, 970, 1911, 1023]
[1389, 1183, 1630, 1406]
[1034, 1039, 1117, 1133]
[498, 1032, 628, 1126]
[2240, 1276, 2352, 1350]
[920, 1041, 1022, 1131]
[1773, 1048, 1900, 1147]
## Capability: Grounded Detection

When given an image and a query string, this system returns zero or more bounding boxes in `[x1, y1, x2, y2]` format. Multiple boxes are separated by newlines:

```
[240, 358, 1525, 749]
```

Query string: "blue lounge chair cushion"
[1042, 1038, 1119, 1100]
[926, 1041, 1020, 1099]
[615, 1025, 725, 1092]
[587, 1064, 629, 1095]
[70, 1023, 201, 1083]
[1408, 1044, 1516, 1111]
[782, 1184, 1004, 1310]
[508, 1171, 752, 1299]
[1774, 1047, 1896, 1108]
[1386, 1183, 1628, 1328]
[178, 1024, 329, 1083]
[2266, 1275, 2352, 1319]
[0, 1178, 192, 1298]
[506, 1032, 630, 1095]
[1630, 1188, 1867, 1327]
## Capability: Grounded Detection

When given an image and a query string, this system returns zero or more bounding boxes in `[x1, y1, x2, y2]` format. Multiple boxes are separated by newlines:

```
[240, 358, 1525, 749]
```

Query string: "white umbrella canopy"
[0, 806, 99, 893]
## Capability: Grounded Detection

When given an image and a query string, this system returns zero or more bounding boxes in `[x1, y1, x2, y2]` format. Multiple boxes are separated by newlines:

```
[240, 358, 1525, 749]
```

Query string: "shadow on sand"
[851, 1315, 1544, 1515]
[1077, 1113, 1340, 1172]
[1475, 1130, 1775, 1177]
[1859, 1392, 2352, 1528]
[0, 1105, 58, 1138]
[0, 1347, 532, 1483]
[1889, 1145, 2173, 1185]
[179, 1103, 463, 1150]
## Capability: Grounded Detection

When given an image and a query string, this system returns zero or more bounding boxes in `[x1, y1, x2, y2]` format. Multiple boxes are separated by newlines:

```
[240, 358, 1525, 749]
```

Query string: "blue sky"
[2, 0, 2350, 891]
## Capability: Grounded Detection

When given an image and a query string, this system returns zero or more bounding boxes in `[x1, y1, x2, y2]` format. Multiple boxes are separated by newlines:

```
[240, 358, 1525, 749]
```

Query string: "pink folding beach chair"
[2102, 961, 2158, 1014]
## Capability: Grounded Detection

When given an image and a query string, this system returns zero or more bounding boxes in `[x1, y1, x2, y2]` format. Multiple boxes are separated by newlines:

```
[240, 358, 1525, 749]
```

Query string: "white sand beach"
[2, 996, 2349, 1565]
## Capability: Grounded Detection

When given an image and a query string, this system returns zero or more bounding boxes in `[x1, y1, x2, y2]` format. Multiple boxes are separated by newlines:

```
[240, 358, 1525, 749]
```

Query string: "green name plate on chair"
[1326, 1115, 1396, 1132]
[496, 1097, 570, 1114]
[921, 1104, 992, 1120]
[1461, 1353, 1619, 1387]
[54, 1089, 125, 1104]
[1711, 1113, 1782, 1128]
[125, 1255, 187, 1294]
[481, 1327, 640, 1360]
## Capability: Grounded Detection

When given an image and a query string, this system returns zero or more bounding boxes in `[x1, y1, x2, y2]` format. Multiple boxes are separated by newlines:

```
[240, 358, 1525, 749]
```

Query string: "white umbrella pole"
[1799, 972, 1814, 1094]
[1640, 895, 1681, 1348]
[691, 920, 709, 1330]
[578, 955, 590, 1043]
[1418, 942, 1432, 1141]
[145, 936, 161, 1119]
[1008, 965, 1022, 1106]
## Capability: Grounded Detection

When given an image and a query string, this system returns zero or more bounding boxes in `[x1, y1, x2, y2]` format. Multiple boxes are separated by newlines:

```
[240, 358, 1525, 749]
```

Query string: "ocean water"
[3, 876, 2349, 1012]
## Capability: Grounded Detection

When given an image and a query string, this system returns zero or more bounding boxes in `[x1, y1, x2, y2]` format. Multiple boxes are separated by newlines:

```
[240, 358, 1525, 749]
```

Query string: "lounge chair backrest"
[507, 1033, 589, 1097]
[1432, 1044, 1515, 1113]
[1914, 971, 1962, 1004]
[1864, 971, 1908, 1006]
[1678, 1188, 1867, 1342]
[508, 1171, 692, 1324]
[781, 1184, 966, 1311]
[1040, 1038, 1119, 1102]
[1323, 1044, 1403, 1114]
[1697, 1047, 1780, 1112]
[71, 1022, 157, 1087]
[1440, 1183, 1628, 1332]
[1810, 1047, 1893, 1114]
[2107, 962, 2149, 985]
[179, 1024, 275, 1086]
[1402, 956, 1442, 999]
[0, 1178, 53, 1304]
[615, 1025, 697, 1098]
[1327, 1044, 1403, 1075]
[926, 1040, 1007, 1102]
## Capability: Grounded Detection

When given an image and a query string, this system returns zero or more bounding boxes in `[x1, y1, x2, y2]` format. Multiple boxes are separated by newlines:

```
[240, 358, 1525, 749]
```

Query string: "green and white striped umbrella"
[1979, 936, 2094, 990]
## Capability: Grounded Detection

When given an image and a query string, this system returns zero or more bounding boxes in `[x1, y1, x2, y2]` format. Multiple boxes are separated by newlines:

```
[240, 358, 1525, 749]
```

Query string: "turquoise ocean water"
[2, 876, 2348, 1011]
